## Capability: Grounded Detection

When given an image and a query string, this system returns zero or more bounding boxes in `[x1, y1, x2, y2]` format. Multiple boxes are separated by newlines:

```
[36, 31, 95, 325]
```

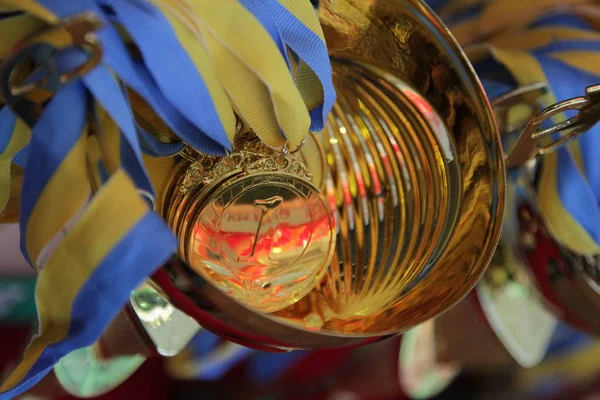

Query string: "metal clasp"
[494, 82, 600, 168]
[0, 12, 104, 126]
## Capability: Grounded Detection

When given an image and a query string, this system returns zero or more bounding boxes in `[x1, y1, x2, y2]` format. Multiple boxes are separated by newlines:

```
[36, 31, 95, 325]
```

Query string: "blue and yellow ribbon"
[0, 109, 29, 218]
[0, 0, 334, 397]
[1, 170, 177, 398]
[429, 0, 600, 255]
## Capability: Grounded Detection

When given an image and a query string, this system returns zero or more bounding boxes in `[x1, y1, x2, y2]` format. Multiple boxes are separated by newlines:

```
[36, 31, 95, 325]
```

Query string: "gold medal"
[163, 133, 336, 313]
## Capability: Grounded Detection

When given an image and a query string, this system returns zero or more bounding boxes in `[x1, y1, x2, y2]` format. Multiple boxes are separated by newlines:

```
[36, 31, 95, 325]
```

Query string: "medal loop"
[501, 83, 600, 168]
[281, 138, 306, 155]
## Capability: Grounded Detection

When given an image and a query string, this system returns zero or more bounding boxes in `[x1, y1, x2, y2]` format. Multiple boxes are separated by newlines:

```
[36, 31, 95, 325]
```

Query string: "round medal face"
[54, 347, 145, 398]
[186, 171, 336, 313]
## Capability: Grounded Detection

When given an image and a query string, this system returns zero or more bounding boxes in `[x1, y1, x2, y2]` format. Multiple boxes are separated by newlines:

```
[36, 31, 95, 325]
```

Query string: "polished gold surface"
[297, 132, 328, 191]
[179, 134, 314, 194]
[317, 59, 460, 318]
[308, 0, 502, 333]
[188, 172, 335, 313]
[163, 134, 336, 314]
[154, 0, 505, 347]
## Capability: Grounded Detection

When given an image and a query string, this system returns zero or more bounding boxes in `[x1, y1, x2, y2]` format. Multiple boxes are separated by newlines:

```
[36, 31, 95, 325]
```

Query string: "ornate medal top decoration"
[180, 133, 314, 194]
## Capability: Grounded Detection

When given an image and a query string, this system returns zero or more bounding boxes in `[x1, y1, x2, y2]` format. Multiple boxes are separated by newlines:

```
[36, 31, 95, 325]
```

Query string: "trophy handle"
[494, 82, 600, 168]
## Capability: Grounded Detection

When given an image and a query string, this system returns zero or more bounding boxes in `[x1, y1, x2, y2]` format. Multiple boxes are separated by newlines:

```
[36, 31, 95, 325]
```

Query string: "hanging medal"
[163, 131, 336, 313]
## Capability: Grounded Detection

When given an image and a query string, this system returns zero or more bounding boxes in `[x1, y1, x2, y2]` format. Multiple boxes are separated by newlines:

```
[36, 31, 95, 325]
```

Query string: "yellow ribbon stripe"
[1, 169, 149, 391]
[488, 27, 600, 52]
[24, 134, 90, 269]
[448, 0, 595, 45]
[151, 1, 237, 144]
[202, 29, 282, 146]
[277, 0, 327, 111]
[0, 165, 22, 223]
[548, 51, 600, 77]
[186, 0, 310, 149]
[95, 105, 121, 175]
[0, 119, 30, 215]
[0, 13, 45, 56]
[0, 0, 57, 24]
[437, 0, 484, 20]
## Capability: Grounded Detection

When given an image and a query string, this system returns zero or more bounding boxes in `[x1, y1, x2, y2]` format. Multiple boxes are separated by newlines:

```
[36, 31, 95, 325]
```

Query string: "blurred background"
[1, 218, 599, 400]
[1, 308, 598, 400]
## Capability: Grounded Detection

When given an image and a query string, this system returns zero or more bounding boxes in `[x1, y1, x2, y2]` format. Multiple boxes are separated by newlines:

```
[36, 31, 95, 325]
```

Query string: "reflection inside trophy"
[188, 180, 335, 313]
[313, 59, 462, 318]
